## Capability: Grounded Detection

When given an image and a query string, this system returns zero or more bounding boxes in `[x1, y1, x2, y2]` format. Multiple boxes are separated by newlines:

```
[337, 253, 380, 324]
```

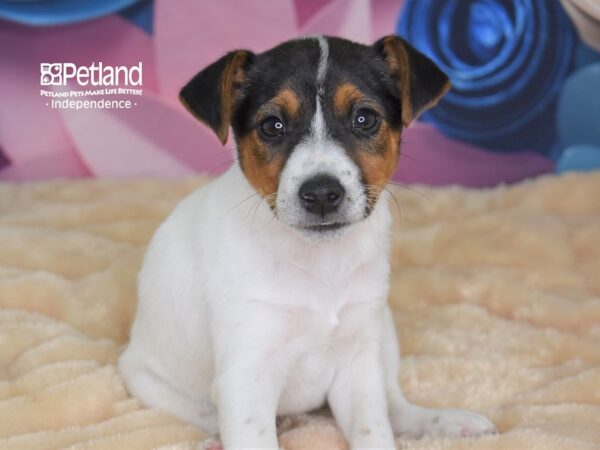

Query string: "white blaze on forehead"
[312, 36, 329, 140]
[311, 96, 327, 141]
[315, 35, 329, 86]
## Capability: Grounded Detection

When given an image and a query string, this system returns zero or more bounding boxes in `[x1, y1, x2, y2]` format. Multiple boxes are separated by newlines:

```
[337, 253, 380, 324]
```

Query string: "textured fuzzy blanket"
[0, 173, 599, 450]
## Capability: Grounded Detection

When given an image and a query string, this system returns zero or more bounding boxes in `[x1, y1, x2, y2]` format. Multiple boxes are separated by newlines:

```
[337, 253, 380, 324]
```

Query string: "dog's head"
[180, 36, 449, 237]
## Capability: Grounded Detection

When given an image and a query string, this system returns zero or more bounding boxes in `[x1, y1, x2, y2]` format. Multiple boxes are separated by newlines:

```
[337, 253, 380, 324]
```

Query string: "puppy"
[118, 35, 496, 449]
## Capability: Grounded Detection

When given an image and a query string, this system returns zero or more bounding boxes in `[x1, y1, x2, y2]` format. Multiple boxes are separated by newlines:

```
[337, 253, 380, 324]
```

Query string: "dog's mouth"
[301, 222, 349, 233]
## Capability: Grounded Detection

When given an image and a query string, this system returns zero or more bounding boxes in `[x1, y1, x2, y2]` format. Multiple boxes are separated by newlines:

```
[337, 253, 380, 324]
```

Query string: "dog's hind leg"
[382, 307, 497, 438]
[118, 350, 218, 434]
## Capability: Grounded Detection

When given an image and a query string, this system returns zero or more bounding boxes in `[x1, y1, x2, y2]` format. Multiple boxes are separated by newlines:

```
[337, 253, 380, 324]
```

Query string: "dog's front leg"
[210, 301, 288, 450]
[214, 367, 280, 450]
[328, 340, 396, 450]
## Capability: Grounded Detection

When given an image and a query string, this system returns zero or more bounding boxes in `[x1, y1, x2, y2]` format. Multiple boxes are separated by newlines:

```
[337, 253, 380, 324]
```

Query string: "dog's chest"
[223, 229, 390, 415]
[275, 296, 382, 415]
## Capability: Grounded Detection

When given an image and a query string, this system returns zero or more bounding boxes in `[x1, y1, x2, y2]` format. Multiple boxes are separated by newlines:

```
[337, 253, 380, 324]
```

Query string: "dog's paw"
[422, 409, 496, 438]
[199, 436, 223, 450]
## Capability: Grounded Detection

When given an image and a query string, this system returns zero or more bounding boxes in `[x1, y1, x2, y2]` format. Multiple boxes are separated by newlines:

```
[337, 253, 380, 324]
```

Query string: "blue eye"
[353, 108, 379, 133]
[259, 116, 286, 138]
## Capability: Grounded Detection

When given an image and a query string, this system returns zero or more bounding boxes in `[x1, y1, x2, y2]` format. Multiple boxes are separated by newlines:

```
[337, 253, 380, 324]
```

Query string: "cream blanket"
[1, 173, 599, 450]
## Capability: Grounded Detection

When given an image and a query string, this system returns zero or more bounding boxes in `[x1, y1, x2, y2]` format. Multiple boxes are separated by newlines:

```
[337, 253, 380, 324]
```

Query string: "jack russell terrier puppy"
[118, 35, 496, 450]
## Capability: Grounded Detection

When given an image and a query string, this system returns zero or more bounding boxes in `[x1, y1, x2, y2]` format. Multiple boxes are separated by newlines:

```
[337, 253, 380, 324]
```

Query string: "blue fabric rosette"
[397, 0, 576, 155]
[0, 0, 141, 26]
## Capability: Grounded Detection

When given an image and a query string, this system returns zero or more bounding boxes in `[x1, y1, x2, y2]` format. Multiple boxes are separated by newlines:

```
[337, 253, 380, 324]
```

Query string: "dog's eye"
[259, 116, 286, 139]
[352, 108, 380, 134]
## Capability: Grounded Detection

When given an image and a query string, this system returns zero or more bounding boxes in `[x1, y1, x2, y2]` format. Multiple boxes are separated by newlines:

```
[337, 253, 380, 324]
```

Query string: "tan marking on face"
[333, 82, 364, 115]
[273, 88, 300, 119]
[237, 88, 301, 207]
[332, 82, 386, 123]
[355, 122, 400, 206]
[237, 130, 284, 205]
[256, 88, 302, 124]
[331, 81, 399, 209]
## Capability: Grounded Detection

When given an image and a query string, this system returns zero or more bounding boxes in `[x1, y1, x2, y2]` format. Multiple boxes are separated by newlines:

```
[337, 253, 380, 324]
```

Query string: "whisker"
[244, 195, 261, 222]
[268, 212, 279, 225]
[362, 184, 403, 218]
[386, 179, 429, 198]
[246, 191, 279, 231]
[383, 187, 402, 214]
[207, 157, 237, 175]
[249, 195, 264, 231]
[397, 139, 435, 162]
[218, 192, 260, 220]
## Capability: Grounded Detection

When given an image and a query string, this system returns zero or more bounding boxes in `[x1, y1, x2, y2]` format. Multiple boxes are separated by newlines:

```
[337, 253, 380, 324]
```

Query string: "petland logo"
[40, 62, 143, 110]
[40, 62, 142, 86]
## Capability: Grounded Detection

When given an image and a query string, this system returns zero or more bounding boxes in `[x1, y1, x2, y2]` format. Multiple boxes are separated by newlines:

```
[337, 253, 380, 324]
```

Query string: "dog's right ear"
[179, 50, 254, 145]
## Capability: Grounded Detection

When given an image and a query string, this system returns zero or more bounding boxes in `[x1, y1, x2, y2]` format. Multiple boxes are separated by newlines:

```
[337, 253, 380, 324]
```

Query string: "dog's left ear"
[180, 50, 254, 144]
[373, 36, 450, 127]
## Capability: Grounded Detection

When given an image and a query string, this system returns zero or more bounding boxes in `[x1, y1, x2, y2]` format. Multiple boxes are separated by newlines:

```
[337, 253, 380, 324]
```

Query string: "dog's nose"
[299, 175, 345, 215]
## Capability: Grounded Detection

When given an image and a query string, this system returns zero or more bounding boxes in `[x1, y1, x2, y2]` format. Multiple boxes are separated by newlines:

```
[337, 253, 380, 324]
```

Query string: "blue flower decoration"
[0, 0, 142, 26]
[397, 0, 576, 155]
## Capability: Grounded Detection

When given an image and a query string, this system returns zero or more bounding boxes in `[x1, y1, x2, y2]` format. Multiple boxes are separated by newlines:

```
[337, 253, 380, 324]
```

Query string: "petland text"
[40, 62, 142, 87]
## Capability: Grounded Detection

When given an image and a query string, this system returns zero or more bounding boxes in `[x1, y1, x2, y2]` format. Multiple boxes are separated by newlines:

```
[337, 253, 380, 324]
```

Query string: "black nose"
[299, 175, 345, 215]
